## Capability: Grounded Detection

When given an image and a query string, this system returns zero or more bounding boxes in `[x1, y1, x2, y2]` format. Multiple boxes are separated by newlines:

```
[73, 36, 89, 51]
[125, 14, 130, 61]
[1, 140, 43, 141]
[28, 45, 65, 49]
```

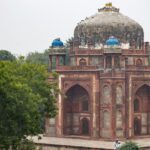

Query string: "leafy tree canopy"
[26, 50, 50, 65]
[65, 37, 73, 48]
[0, 50, 16, 61]
[0, 60, 58, 150]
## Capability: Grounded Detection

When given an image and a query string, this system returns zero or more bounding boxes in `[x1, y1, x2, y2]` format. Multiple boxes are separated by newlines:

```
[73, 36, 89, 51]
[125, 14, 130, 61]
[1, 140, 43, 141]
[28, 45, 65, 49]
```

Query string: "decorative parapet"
[126, 65, 150, 71]
[56, 66, 99, 71]
[49, 48, 67, 55]
[76, 49, 103, 55]
[104, 48, 122, 54]
[122, 49, 146, 55]
[100, 71, 125, 79]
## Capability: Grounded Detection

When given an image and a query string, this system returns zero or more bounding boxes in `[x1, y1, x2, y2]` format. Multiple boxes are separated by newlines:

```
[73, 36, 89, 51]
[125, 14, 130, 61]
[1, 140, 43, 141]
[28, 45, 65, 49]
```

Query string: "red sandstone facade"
[46, 4, 150, 140]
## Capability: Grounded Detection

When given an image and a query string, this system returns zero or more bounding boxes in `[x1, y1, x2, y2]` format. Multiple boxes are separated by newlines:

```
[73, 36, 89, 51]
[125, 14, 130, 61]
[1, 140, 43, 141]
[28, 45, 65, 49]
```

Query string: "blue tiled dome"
[52, 38, 64, 47]
[106, 36, 119, 46]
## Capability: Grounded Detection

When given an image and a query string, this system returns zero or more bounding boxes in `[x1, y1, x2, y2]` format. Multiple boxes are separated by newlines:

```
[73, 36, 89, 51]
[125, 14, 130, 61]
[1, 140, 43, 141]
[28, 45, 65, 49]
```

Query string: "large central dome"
[74, 3, 144, 48]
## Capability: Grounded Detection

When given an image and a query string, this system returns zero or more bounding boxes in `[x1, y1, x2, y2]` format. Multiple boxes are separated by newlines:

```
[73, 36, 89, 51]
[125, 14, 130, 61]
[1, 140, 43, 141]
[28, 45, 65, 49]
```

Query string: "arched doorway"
[134, 84, 150, 136]
[63, 85, 90, 135]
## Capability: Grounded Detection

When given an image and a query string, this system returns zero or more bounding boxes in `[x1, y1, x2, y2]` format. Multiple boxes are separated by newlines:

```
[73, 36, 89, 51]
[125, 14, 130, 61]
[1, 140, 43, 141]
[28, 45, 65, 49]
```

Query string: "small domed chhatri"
[74, 3, 144, 49]
[106, 36, 119, 46]
[51, 38, 64, 47]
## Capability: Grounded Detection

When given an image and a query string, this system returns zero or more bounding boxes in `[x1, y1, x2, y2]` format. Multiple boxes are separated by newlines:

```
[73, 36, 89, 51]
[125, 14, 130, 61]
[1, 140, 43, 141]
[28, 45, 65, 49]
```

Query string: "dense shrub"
[119, 141, 140, 150]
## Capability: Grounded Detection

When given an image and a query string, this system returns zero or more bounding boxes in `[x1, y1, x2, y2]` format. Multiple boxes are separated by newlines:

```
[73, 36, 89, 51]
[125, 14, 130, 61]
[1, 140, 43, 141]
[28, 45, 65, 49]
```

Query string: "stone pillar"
[56, 55, 59, 67]
[92, 76, 97, 138]
[104, 56, 106, 69]
[128, 76, 132, 137]
[49, 56, 52, 70]
[111, 82, 115, 139]
[56, 75, 65, 137]
[112, 56, 115, 69]
[63, 56, 66, 65]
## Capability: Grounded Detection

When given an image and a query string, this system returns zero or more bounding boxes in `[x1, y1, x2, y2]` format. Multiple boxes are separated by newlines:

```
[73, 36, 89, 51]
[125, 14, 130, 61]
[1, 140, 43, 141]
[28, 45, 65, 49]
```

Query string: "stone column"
[112, 56, 114, 69]
[104, 56, 106, 69]
[92, 75, 98, 138]
[111, 82, 115, 139]
[63, 56, 66, 65]
[128, 76, 132, 137]
[57, 75, 65, 137]
[56, 55, 59, 67]
[49, 56, 52, 70]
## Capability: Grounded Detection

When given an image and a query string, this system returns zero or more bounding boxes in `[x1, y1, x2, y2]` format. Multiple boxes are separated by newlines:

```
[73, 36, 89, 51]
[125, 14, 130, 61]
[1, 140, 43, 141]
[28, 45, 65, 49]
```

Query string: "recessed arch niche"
[102, 110, 111, 129]
[63, 84, 90, 136]
[133, 84, 150, 135]
[79, 58, 87, 66]
[102, 85, 111, 104]
[116, 86, 123, 104]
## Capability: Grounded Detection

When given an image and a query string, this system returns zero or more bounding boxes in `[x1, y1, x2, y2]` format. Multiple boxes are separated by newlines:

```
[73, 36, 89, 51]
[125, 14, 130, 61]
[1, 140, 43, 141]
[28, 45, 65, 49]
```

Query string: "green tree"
[26, 50, 49, 65]
[65, 37, 73, 48]
[0, 60, 58, 150]
[119, 141, 140, 150]
[0, 50, 16, 61]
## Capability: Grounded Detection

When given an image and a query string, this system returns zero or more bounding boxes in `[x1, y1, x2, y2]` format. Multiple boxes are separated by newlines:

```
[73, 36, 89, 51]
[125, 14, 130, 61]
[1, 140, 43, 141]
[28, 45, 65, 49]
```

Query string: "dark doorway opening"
[81, 118, 89, 135]
[134, 117, 141, 135]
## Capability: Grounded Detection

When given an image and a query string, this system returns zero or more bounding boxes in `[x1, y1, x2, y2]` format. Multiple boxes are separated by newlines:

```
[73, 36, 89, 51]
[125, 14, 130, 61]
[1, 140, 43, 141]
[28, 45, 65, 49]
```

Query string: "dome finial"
[105, 2, 112, 7]
[98, 3, 119, 12]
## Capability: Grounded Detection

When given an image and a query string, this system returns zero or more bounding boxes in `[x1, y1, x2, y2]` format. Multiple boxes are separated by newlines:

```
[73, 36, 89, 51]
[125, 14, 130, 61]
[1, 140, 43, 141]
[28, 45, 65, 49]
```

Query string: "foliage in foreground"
[119, 141, 140, 150]
[0, 60, 59, 150]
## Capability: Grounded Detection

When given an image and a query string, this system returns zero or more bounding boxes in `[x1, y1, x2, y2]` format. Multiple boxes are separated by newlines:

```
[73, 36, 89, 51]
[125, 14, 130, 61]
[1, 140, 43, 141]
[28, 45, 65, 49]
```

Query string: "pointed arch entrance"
[63, 84, 90, 136]
[133, 84, 150, 136]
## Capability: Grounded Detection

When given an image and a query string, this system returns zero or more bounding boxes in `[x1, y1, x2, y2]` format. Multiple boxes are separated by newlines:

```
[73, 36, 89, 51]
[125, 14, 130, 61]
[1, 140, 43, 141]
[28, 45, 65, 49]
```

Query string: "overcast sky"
[0, 0, 150, 56]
